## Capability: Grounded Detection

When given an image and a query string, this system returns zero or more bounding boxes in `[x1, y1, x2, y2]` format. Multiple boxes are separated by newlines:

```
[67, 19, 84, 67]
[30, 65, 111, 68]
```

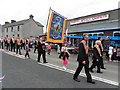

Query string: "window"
[113, 31, 120, 36]
[11, 27, 13, 32]
[17, 34, 19, 37]
[6, 35, 8, 37]
[98, 33, 103, 36]
[18, 26, 20, 31]
[6, 28, 8, 33]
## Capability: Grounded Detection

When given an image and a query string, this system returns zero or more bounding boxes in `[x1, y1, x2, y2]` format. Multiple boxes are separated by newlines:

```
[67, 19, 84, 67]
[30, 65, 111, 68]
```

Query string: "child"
[25, 42, 30, 59]
[108, 45, 113, 61]
[62, 52, 69, 70]
[47, 43, 51, 55]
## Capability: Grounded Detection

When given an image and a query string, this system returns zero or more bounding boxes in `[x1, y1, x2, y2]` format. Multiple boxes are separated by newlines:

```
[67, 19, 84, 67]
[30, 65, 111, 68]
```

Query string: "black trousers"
[37, 50, 47, 63]
[0, 42, 4, 49]
[59, 52, 64, 58]
[73, 61, 92, 81]
[21, 43, 25, 50]
[100, 57, 105, 68]
[34, 46, 37, 53]
[2, 42, 4, 49]
[7, 43, 10, 51]
[25, 51, 30, 58]
[90, 61, 101, 72]
[11, 43, 15, 52]
[16, 45, 21, 55]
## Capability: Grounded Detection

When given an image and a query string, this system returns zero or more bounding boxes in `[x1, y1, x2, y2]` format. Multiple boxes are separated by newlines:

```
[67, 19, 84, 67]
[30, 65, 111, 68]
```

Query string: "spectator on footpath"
[116, 48, 120, 61]
[112, 48, 117, 61]
[73, 35, 95, 84]
[47, 43, 52, 55]
[108, 45, 113, 61]
[25, 41, 30, 59]
[98, 37, 106, 69]
[62, 52, 68, 70]
[59, 44, 70, 59]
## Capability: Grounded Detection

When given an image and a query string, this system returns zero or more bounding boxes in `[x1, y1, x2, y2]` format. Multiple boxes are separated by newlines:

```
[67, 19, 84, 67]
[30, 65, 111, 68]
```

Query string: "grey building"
[67, 9, 120, 47]
[2, 15, 44, 39]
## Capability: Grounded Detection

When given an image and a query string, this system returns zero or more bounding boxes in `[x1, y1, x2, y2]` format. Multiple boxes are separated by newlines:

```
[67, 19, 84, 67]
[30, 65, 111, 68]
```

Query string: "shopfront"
[67, 9, 120, 48]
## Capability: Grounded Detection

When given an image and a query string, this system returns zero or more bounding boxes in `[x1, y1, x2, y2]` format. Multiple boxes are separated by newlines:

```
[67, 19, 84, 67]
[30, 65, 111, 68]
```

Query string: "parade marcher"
[37, 37, 48, 64]
[25, 41, 30, 59]
[16, 36, 21, 55]
[4, 37, 7, 49]
[1, 37, 4, 49]
[0, 38, 2, 49]
[73, 35, 95, 84]
[89, 40, 103, 73]
[34, 37, 38, 53]
[98, 37, 106, 69]
[10, 36, 16, 52]
[21, 38, 25, 50]
[7, 37, 11, 51]
[0, 38, 1, 49]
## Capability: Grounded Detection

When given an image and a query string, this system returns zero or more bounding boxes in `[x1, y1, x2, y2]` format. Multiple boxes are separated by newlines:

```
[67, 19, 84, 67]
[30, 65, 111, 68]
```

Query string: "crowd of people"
[0, 35, 119, 84]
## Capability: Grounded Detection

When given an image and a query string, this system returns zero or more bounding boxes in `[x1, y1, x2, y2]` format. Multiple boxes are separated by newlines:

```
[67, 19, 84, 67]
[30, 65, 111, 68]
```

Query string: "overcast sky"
[0, 0, 119, 32]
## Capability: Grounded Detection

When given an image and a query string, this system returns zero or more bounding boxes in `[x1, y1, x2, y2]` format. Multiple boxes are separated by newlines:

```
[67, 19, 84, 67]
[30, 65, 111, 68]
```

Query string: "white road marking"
[1, 49, 119, 86]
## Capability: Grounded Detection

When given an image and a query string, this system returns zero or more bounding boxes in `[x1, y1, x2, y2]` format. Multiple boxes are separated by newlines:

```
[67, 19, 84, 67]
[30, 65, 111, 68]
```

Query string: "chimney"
[11, 20, 16, 23]
[5, 22, 10, 24]
[29, 14, 34, 19]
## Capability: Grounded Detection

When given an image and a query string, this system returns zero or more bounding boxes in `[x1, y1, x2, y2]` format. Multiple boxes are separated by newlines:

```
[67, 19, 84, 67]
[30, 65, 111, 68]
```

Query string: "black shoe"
[43, 62, 48, 64]
[97, 71, 103, 74]
[101, 67, 106, 69]
[89, 69, 94, 73]
[87, 80, 95, 84]
[73, 77, 80, 82]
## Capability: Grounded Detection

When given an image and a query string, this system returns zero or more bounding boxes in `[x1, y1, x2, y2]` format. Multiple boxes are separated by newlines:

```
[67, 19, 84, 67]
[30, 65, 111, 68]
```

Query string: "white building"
[2, 15, 44, 39]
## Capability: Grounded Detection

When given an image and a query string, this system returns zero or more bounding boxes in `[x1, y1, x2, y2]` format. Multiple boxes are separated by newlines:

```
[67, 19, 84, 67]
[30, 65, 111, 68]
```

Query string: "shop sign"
[70, 14, 109, 25]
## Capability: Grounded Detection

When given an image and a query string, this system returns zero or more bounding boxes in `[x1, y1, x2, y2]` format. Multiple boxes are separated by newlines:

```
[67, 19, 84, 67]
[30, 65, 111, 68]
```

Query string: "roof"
[68, 8, 119, 21]
[35, 21, 44, 27]
[3, 19, 44, 28]
[3, 19, 29, 28]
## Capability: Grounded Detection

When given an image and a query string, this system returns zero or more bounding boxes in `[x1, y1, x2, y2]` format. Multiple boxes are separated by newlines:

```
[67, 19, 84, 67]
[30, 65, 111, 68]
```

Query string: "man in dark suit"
[37, 37, 48, 64]
[89, 40, 102, 73]
[73, 35, 95, 84]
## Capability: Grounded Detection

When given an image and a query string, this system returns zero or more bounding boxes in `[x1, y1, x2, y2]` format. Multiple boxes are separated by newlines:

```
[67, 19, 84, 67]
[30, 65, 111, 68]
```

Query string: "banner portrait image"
[47, 9, 67, 43]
